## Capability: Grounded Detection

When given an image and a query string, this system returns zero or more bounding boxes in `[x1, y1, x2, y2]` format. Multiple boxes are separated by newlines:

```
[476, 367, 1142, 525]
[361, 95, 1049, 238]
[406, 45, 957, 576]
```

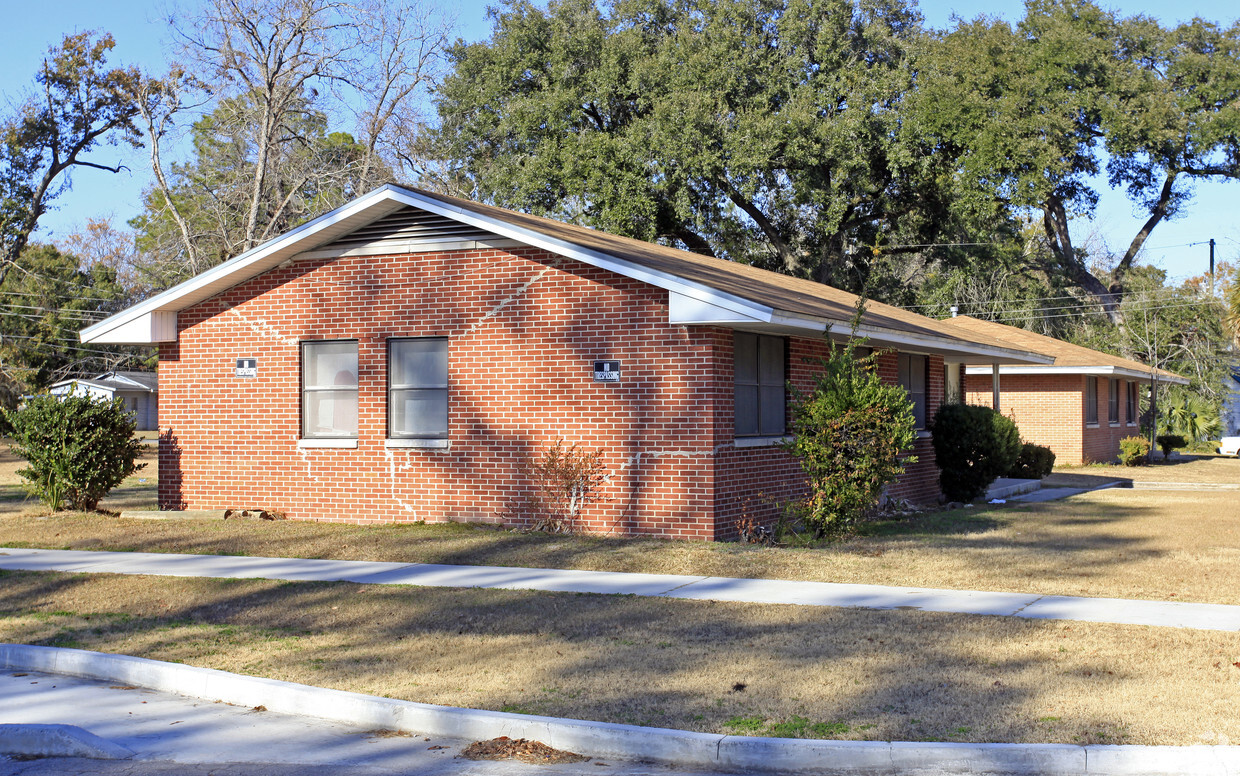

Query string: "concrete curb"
[1129, 482, 1240, 490]
[0, 723, 134, 760]
[3, 645, 1238, 775]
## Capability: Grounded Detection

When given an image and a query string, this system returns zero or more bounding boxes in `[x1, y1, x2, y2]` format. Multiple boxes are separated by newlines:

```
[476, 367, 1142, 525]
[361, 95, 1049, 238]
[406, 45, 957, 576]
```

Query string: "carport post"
[992, 364, 1000, 411]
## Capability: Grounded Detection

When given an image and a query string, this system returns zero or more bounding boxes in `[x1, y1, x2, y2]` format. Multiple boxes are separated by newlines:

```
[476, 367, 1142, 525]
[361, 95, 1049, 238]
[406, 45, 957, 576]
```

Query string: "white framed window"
[301, 340, 358, 440]
[734, 332, 785, 438]
[898, 353, 929, 429]
[388, 337, 448, 440]
[1108, 379, 1120, 424]
[1126, 381, 1138, 425]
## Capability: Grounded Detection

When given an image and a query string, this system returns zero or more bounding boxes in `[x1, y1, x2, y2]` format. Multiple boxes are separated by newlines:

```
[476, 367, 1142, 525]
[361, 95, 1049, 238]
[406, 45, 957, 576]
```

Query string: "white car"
[1219, 437, 1240, 457]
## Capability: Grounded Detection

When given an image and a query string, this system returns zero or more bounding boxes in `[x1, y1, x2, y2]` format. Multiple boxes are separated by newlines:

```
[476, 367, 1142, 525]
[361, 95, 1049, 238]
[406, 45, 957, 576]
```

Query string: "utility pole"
[1210, 238, 1216, 298]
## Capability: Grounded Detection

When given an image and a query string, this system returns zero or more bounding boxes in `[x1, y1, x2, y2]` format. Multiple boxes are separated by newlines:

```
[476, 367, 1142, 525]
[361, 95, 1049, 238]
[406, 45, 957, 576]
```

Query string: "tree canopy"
[916, 0, 1240, 316]
[434, 0, 1011, 299]
[0, 32, 141, 282]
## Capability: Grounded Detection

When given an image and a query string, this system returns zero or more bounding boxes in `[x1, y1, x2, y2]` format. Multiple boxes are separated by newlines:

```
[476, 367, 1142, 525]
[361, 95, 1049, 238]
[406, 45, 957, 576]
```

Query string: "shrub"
[1007, 442, 1056, 479]
[1118, 436, 1151, 466]
[4, 394, 146, 511]
[784, 342, 918, 537]
[511, 439, 608, 533]
[1154, 434, 1186, 460]
[930, 404, 1021, 502]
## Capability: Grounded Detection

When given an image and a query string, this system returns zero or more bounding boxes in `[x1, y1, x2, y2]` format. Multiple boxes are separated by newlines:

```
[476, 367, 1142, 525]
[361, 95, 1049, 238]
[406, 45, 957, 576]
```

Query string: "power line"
[898, 289, 1132, 310]
[978, 299, 1216, 323]
[875, 241, 1003, 251]
[902, 287, 1211, 317]
[0, 288, 127, 305]
[0, 333, 153, 360]
[1, 304, 111, 321]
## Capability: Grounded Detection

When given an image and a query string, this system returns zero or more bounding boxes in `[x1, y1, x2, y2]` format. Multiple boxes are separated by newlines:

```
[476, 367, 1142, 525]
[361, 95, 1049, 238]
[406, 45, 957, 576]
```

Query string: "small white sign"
[593, 360, 620, 382]
[235, 358, 258, 378]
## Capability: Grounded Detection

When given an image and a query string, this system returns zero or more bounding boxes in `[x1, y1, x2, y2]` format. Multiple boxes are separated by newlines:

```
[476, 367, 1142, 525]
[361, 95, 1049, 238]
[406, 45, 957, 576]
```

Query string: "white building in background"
[48, 371, 158, 431]
[1223, 363, 1240, 437]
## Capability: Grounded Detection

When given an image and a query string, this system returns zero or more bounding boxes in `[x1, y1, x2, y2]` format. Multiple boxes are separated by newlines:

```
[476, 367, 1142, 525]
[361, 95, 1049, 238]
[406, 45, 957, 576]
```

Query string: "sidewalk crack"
[1009, 595, 1046, 616]
[657, 577, 711, 596]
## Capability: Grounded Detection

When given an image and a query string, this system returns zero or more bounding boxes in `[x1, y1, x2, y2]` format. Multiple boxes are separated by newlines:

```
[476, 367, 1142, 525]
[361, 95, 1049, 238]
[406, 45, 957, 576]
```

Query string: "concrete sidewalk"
[2, 547, 1237, 631]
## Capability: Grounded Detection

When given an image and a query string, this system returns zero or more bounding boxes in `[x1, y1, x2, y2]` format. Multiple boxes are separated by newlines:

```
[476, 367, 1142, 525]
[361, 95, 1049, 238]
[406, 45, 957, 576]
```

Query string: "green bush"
[930, 404, 1021, 502]
[1007, 442, 1056, 479]
[1154, 434, 1186, 460]
[4, 394, 146, 511]
[784, 343, 917, 537]
[1118, 436, 1151, 466]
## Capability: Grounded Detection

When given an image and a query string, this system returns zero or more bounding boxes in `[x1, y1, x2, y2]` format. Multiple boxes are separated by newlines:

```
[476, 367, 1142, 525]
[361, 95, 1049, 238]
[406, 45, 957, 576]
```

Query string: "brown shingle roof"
[80, 182, 1050, 365]
[410, 188, 1045, 360]
[937, 315, 1186, 382]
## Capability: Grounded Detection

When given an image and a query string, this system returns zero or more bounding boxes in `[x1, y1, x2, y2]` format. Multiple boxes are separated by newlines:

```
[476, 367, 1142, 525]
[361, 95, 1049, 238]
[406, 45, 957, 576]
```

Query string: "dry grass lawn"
[3, 485, 1240, 604]
[1045, 452, 1240, 487]
[1, 570, 1237, 746]
[3, 442, 1239, 746]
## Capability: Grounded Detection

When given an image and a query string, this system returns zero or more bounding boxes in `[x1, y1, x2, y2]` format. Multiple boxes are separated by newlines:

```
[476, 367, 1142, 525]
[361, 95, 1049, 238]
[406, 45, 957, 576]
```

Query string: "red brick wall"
[708, 340, 944, 540]
[1082, 378, 1142, 464]
[963, 373, 1144, 465]
[159, 245, 943, 540]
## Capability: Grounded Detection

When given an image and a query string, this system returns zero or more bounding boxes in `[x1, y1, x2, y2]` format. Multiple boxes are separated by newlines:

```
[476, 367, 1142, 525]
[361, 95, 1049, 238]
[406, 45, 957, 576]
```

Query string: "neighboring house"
[80, 185, 1049, 540]
[1222, 363, 1240, 436]
[48, 371, 159, 431]
[937, 315, 1188, 466]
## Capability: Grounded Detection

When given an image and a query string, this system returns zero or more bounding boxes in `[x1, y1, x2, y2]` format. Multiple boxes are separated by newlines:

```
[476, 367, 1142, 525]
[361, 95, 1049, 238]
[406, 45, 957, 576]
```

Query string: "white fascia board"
[964, 364, 1189, 385]
[386, 189, 774, 323]
[668, 302, 1054, 365]
[106, 374, 145, 389]
[844, 322, 1054, 366]
[81, 189, 407, 344]
[667, 292, 771, 325]
[85, 311, 177, 344]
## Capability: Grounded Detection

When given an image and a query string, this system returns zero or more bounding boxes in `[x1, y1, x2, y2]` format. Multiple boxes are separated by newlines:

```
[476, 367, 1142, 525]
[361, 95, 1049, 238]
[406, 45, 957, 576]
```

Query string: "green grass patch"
[725, 714, 852, 738]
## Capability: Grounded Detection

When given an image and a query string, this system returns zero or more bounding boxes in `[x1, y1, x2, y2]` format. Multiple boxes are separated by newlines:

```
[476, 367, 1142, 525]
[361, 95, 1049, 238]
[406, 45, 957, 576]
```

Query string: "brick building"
[938, 315, 1187, 465]
[83, 185, 1048, 539]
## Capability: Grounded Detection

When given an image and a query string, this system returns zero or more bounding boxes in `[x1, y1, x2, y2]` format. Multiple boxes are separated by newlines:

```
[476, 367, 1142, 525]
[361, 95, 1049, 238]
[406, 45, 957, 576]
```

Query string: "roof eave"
[81, 186, 411, 344]
[964, 364, 1190, 385]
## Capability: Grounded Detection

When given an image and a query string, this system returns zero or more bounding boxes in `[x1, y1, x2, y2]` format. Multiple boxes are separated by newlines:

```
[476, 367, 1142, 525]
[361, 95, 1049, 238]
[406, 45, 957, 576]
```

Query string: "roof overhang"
[80, 184, 1050, 366]
[81, 189, 411, 344]
[49, 379, 115, 393]
[668, 294, 1053, 364]
[964, 364, 1189, 385]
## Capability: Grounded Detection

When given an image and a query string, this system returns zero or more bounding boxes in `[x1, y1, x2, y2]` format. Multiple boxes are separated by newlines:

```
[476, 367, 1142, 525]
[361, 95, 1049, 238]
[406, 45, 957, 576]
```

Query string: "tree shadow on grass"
[0, 568, 1199, 748]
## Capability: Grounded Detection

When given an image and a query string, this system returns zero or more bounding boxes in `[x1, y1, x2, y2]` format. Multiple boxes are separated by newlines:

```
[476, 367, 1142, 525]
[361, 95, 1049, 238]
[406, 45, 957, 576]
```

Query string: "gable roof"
[938, 315, 1188, 384]
[50, 371, 158, 395]
[107, 371, 159, 391]
[80, 184, 1052, 366]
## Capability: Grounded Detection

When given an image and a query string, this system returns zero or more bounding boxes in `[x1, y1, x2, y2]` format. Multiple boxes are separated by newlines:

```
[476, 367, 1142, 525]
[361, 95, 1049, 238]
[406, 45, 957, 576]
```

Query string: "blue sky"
[2, 0, 1237, 285]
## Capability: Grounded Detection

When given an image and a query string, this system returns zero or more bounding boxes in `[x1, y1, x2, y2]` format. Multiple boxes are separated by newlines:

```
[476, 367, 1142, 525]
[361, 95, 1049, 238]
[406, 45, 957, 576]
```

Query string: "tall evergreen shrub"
[930, 404, 1021, 502]
[5, 394, 146, 511]
[785, 342, 917, 536]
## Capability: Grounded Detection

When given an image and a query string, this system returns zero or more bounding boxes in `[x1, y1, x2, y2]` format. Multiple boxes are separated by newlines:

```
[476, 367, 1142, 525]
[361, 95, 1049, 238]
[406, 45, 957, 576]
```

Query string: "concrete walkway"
[2, 547, 1237, 632]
